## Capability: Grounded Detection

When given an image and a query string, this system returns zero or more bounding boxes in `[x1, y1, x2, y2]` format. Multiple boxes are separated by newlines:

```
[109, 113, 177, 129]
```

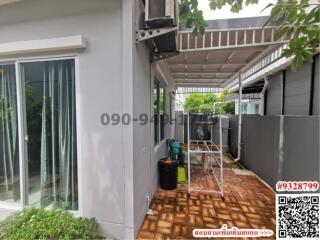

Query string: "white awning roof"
[166, 17, 289, 90]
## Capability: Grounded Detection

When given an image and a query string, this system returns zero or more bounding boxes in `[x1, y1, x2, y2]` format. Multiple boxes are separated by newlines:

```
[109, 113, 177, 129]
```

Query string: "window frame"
[159, 85, 165, 141]
[153, 79, 166, 146]
[0, 55, 81, 214]
[154, 79, 160, 145]
[169, 93, 175, 124]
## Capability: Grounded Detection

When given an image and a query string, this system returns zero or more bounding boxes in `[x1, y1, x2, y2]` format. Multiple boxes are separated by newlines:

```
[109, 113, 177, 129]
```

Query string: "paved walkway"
[137, 156, 276, 239]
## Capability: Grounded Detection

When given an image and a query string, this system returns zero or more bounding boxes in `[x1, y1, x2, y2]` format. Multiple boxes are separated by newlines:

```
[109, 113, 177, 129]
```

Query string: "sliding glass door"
[0, 64, 20, 204]
[0, 58, 78, 211]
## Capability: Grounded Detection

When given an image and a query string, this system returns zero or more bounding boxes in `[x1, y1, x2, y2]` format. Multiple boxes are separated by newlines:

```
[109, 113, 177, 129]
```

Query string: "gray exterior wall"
[132, 40, 152, 236]
[265, 54, 319, 116]
[241, 116, 280, 187]
[0, 0, 127, 237]
[0, 0, 175, 239]
[282, 116, 320, 182]
[131, 2, 176, 235]
[229, 115, 239, 157]
[229, 115, 320, 190]
[266, 73, 282, 115]
[284, 63, 313, 115]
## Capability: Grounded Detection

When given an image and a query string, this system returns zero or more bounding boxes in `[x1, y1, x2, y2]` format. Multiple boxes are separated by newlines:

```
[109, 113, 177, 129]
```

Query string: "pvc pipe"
[219, 107, 224, 198]
[259, 76, 269, 115]
[234, 73, 242, 163]
[280, 71, 284, 115]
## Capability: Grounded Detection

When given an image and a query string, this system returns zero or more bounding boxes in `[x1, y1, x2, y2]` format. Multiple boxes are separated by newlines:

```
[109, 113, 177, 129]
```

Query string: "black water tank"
[158, 158, 177, 190]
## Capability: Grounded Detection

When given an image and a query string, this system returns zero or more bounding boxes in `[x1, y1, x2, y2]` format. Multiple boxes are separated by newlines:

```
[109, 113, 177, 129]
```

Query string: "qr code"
[277, 194, 320, 238]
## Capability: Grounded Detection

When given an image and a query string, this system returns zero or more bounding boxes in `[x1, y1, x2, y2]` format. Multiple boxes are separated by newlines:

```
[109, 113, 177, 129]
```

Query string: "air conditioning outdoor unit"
[137, 0, 179, 62]
[145, 0, 177, 29]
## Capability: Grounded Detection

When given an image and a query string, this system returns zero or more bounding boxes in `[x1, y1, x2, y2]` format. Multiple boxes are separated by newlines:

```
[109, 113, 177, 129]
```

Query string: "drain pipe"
[259, 75, 269, 115]
[234, 73, 242, 163]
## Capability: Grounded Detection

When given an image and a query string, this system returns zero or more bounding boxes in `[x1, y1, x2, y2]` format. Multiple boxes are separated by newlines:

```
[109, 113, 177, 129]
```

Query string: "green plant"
[179, 0, 208, 34]
[184, 92, 235, 114]
[184, 92, 218, 112]
[267, 0, 320, 72]
[218, 90, 235, 114]
[0, 208, 99, 240]
[213, 101, 235, 114]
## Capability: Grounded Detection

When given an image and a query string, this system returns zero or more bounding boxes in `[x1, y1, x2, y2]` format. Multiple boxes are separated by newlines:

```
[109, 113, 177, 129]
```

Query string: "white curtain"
[0, 65, 19, 201]
[37, 60, 77, 210]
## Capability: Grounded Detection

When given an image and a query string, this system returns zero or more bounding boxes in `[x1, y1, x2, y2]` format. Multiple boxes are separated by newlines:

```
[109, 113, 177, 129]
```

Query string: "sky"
[198, 0, 278, 20]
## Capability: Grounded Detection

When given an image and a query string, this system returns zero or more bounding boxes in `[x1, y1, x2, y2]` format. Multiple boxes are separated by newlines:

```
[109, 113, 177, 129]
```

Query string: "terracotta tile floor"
[138, 156, 276, 240]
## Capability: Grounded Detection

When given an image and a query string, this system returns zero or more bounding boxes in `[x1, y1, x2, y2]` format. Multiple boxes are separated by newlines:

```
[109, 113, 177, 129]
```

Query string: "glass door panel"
[0, 64, 20, 203]
[21, 59, 78, 210]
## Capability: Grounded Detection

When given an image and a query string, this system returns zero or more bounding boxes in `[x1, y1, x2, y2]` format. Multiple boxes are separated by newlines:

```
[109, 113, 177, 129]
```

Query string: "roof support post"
[234, 72, 243, 163]
[259, 75, 269, 115]
[309, 55, 315, 115]
[281, 70, 285, 115]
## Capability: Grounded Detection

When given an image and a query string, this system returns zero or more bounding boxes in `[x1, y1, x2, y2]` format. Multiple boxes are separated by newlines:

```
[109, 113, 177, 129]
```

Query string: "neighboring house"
[231, 93, 261, 115]
[0, 0, 175, 238]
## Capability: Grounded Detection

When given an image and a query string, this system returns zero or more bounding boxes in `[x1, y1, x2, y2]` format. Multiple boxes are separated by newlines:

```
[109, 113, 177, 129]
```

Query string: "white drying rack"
[186, 107, 224, 199]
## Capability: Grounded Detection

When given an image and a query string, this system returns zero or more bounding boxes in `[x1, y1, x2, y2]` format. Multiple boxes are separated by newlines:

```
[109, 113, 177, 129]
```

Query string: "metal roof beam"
[178, 41, 288, 52]
[170, 63, 246, 67]
[179, 26, 277, 34]
[176, 86, 222, 91]
[223, 44, 288, 90]
[174, 78, 227, 81]
[173, 76, 232, 79]
[171, 71, 236, 74]
[177, 26, 289, 52]
[176, 83, 222, 87]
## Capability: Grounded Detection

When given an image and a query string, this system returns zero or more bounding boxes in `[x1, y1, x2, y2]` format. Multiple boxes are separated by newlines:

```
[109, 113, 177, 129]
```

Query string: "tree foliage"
[183, 92, 235, 114]
[179, 0, 208, 34]
[184, 93, 217, 112]
[218, 90, 235, 114]
[208, 0, 259, 12]
[179, 0, 320, 71]
[268, 0, 320, 71]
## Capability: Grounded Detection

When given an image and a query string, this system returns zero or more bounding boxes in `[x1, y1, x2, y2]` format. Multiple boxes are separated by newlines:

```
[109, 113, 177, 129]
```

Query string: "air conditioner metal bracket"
[136, 26, 178, 42]
[151, 51, 179, 62]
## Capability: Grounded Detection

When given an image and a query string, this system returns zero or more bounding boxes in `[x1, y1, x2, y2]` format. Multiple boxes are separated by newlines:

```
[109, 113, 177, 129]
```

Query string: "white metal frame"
[0, 54, 81, 214]
[177, 26, 288, 52]
[224, 44, 289, 91]
[187, 107, 224, 198]
[176, 87, 223, 94]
